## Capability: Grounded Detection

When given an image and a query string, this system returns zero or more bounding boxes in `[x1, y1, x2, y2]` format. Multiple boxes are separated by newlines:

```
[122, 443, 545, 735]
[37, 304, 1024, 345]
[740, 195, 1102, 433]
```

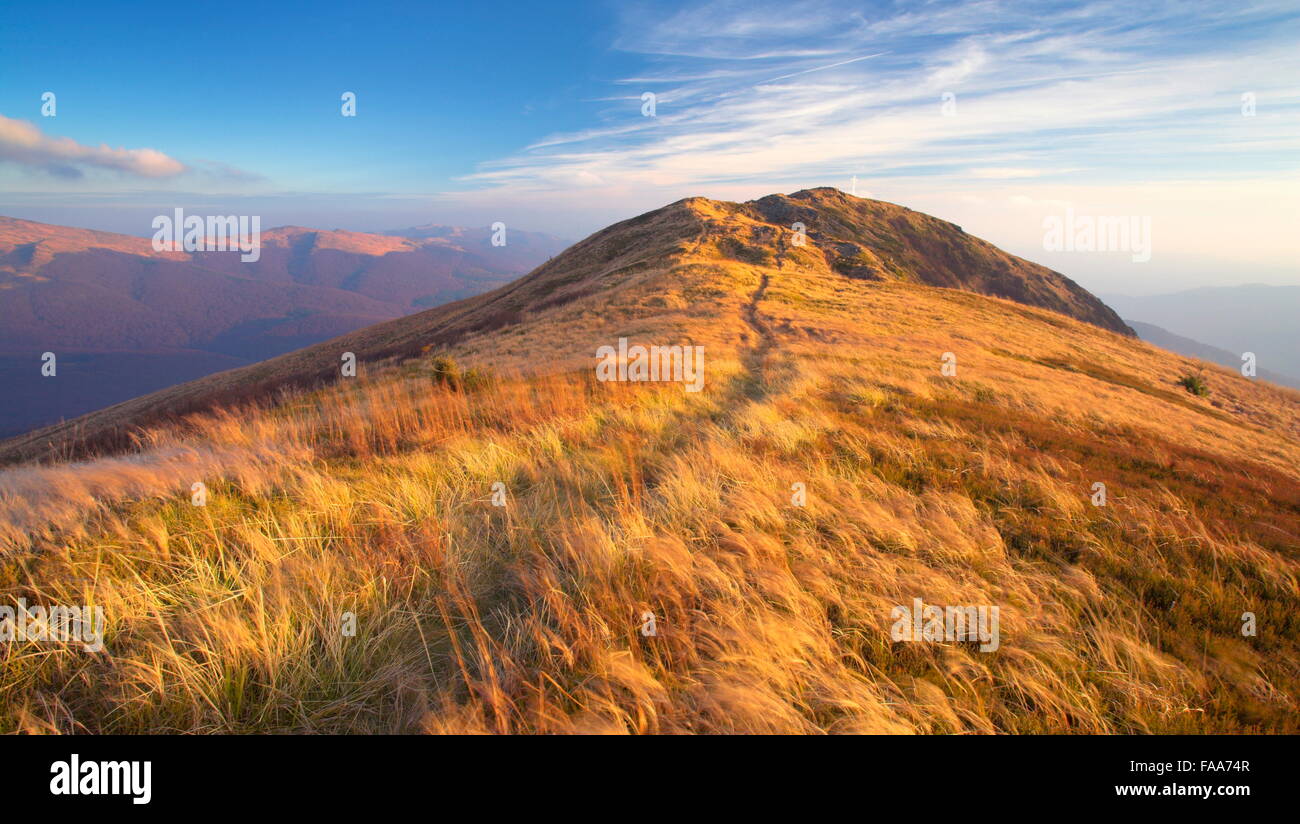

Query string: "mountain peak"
[626, 190, 1130, 335]
[786, 185, 856, 202]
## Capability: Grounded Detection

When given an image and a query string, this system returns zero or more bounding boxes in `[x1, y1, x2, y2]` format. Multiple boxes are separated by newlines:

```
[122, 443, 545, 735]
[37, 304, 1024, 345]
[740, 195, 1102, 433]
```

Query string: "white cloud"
[0, 115, 186, 179]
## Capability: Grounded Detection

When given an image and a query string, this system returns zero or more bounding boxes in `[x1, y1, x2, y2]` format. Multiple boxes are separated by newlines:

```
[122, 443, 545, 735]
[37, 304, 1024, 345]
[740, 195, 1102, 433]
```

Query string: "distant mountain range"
[1126, 320, 1300, 390]
[0, 216, 569, 437]
[1103, 285, 1300, 388]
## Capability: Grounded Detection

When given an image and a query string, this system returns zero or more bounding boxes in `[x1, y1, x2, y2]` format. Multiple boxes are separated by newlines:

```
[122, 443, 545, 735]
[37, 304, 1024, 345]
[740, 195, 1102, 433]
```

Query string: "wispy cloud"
[457, 0, 1300, 201]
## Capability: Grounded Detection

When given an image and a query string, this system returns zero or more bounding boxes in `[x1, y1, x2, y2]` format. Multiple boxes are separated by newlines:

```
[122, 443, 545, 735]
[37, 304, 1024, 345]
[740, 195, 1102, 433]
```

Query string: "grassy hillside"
[1, 193, 1296, 733]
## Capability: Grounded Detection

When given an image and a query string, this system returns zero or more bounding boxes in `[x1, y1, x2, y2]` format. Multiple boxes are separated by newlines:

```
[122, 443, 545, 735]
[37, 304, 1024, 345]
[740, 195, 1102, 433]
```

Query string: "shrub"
[461, 367, 491, 390]
[1178, 374, 1209, 396]
[430, 355, 461, 388]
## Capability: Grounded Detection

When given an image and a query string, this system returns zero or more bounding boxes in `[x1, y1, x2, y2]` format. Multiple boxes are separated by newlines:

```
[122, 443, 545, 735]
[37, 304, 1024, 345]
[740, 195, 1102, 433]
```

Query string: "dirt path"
[736, 234, 781, 398]
[743, 272, 773, 360]
[742, 230, 784, 366]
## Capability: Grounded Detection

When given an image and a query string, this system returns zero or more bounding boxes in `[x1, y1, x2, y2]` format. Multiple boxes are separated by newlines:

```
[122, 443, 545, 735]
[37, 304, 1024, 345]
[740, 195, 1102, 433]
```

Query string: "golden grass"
[1, 238, 1297, 734]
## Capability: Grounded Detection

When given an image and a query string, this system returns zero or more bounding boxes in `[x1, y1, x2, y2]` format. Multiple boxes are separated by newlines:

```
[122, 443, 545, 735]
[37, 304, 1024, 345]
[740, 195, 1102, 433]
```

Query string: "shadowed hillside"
[1, 189, 1296, 734]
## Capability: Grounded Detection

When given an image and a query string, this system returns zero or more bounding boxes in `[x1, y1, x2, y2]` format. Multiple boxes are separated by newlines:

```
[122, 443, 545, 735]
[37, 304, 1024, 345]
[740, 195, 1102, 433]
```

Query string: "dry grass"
[1, 226, 1297, 734]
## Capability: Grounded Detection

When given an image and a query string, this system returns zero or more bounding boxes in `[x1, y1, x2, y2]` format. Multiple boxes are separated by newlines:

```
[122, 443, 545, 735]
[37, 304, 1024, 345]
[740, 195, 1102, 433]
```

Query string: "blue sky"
[1, 0, 1297, 294]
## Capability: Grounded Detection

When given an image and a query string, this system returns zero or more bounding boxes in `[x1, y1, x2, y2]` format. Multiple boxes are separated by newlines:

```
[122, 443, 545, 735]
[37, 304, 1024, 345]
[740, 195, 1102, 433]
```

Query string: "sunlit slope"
[1, 190, 1297, 733]
[0, 189, 1129, 464]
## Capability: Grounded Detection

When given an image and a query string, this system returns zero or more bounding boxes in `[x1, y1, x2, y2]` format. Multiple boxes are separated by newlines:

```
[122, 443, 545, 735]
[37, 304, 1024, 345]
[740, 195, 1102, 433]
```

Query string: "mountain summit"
[437, 186, 1132, 338]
